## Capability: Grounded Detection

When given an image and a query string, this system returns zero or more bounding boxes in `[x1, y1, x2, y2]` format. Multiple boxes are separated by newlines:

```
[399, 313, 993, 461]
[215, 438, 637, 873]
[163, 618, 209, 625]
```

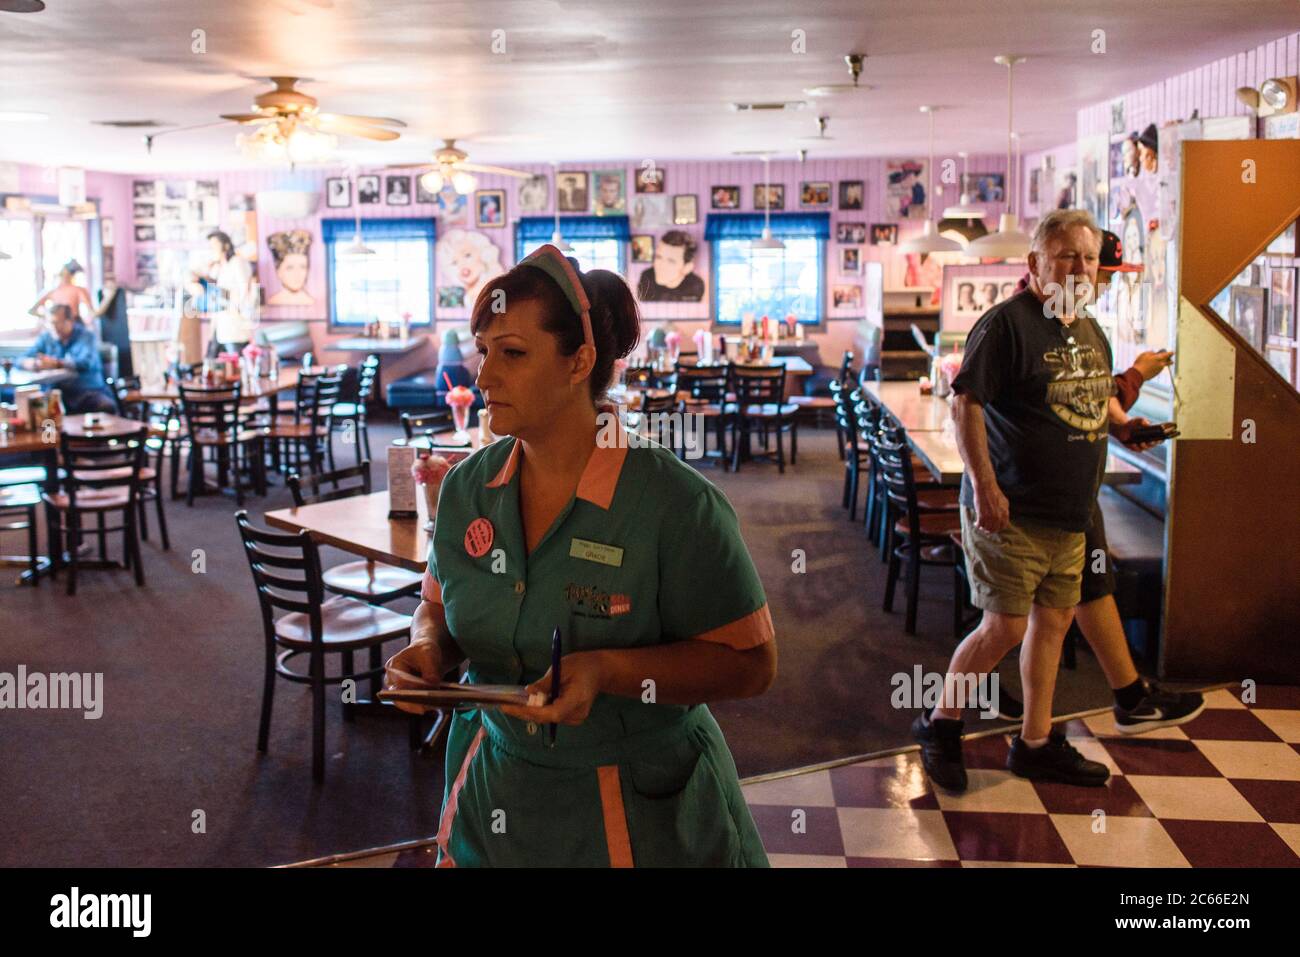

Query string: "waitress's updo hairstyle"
[471, 258, 641, 403]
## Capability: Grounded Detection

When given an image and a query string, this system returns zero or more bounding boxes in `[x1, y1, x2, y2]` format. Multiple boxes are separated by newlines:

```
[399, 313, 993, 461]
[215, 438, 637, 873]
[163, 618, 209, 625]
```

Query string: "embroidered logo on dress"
[464, 518, 494, 558]
[564, 582, 629, 618]
[608, 593, 631, 616]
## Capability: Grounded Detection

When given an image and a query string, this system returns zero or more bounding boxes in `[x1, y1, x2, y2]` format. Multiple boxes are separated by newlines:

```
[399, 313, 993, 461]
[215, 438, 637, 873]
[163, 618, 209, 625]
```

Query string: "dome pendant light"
[898, 106, 962, 254]
[550, 161, 572, 252]
[752, 155, 785, 251]
[343, 169, 374, 257]
[967, 55, 1032, 260]
[942, 151, 987, 220]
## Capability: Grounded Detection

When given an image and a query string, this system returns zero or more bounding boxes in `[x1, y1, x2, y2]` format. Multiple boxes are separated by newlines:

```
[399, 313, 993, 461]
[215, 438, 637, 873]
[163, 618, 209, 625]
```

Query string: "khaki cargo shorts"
[960, 507, 1085, 616]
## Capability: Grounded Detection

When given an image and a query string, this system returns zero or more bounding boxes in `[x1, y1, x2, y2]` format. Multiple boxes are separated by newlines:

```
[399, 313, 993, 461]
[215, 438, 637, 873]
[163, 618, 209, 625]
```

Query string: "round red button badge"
[464, 517, 495, 557]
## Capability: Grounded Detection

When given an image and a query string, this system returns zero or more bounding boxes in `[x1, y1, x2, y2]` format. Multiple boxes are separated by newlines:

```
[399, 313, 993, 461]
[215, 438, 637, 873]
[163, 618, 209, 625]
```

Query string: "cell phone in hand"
[1126, 421, 1179, 444]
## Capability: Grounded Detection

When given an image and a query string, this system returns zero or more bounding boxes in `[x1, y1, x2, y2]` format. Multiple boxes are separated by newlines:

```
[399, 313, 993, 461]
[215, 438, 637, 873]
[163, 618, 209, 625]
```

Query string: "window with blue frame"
[706, 212, 828, 325]
[516, 216, 629, 275]
[322, 218, 435, 328]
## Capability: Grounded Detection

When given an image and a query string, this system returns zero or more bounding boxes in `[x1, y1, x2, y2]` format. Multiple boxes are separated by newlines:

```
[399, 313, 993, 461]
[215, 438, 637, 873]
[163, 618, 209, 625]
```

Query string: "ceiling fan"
[387, 139, 531, 195]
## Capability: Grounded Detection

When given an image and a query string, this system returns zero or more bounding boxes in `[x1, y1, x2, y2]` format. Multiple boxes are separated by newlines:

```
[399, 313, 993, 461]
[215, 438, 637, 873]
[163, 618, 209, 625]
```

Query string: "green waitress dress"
[420, 414, 772, 867]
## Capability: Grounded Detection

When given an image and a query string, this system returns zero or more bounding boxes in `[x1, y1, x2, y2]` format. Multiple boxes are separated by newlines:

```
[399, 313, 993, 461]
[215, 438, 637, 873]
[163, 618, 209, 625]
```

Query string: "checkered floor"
[295, 685, 1300, 868]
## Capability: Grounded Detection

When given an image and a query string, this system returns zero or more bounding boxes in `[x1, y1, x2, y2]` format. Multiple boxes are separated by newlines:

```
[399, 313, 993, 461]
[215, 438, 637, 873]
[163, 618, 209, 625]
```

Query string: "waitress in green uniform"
[385, 245, 776, 867]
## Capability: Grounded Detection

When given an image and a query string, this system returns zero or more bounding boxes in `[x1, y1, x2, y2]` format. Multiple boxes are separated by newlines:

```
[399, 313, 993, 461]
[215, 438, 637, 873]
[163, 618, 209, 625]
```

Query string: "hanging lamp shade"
[937, 217, 989, 244]
[752, 227, 785, 250]
[966, 212, 1031, 258]
[897, 218, 962, 253]
[942, 195, 987, 219]
[752, 155, 785, 252]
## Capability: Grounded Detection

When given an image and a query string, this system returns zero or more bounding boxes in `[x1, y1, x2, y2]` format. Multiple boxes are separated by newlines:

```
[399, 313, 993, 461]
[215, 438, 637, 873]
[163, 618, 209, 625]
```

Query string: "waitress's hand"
[383, 640, 444, 714]
[499, 651, 605, 727]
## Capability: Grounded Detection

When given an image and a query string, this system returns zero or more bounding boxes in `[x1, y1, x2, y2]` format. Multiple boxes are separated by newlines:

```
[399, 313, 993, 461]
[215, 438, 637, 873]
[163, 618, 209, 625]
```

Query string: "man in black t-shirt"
[913, 209, 1117, 791]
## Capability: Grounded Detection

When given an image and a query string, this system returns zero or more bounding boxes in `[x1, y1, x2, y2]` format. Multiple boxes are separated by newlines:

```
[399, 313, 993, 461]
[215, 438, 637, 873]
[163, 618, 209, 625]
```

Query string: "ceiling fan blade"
[315, 116, 401, 140]
[459, 162, 533, 179]
[318, 112, 407, 129]
[220, 113, 274, 124]
[381, 162, 431, 170]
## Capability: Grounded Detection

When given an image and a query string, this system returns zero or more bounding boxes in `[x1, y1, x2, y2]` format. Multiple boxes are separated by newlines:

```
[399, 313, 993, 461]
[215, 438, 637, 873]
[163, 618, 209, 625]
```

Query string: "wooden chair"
[0, 482, 42, 586]
[178, 381, 267, 507]
[789, 349, 851, 430]
[729, 364, 798, 473]
[625, 364, 675, 390]
[629, 389, 678, 451]
[265, 373, 342, 478]
[43, 428, 149, 596]
[235, 510, 415, 782]
[673, 362, 732, 466]
[330, 354, 379, 466]
[108, 375, 171, 550]
[287, 461, 423, 605]
[877, 431, 961, 635]
[401, 409, 453, 440]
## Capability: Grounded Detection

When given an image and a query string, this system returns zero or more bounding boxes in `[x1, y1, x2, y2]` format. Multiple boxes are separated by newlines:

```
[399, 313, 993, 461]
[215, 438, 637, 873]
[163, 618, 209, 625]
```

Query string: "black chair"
[790, 349, 851, 430]
[830, 351, 855, 460]
[0, 482, 42, 586]
[674, 362, 732, 465]
[287, 461, 423, 605]
[265, 373, 342, 477]
[629, 389, 678, 451]
[877, 432, 962, 635]
[401, 409, 453, 440]
[235, 511, 415, 782]
[625, 364, 675, 390]
[108, 375, 171, 550]
[729, 364, 798, 473]
[838, 387, 871, 521]
[178, 381, 267, 507]
[43, 428, 149, 596]
[330, 354, 379, 466]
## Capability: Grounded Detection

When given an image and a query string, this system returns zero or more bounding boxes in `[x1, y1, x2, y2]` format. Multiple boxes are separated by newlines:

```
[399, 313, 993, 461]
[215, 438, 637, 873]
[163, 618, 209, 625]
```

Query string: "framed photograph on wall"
[832, 284, 863, 310]
[475, 189, 506, 228]
[631, 235, 654, 263]
[325, 177, 351, 208]
[1230, 285, 1267, 350]
[357, 175, 381, 205]
[416, 175, 438, 205]
[1266, 344, 1294, 385]
[961, 173, 1005, 202]
[836, 222, 867, 244]
[942, 269, 1024, 333]
[711, 185, 740, 210]
[839, 247, 861, 276]
[556, 171, 589, 212]
[385, 175, 412, 205]
[1269, 267, 1295, 339]
[838, 180, 864, 210]
[635, 167, 664, 193]
[593, 169, 626, 215]
[800, 181, 831, 208]
[754, 183, 784, 210]
[870, 223, 898, 245]
[672, 194, 697, 225]
[1267, 221, 1298, 257]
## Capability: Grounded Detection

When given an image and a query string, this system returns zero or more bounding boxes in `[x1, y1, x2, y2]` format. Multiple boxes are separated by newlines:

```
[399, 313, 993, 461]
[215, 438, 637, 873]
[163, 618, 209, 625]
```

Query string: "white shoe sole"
[1113, 699, 1206, 735]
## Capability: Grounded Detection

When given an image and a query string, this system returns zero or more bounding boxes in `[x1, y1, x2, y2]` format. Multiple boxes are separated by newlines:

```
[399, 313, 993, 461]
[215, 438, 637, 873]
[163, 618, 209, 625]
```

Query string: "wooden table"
[264, 490, 433, 573]
[863, 381, 951, 432]
[0, 366, 77, 390]
[325, 338, 427, 407]
[907, 429, 1142, 487]
[124, 366, 310, 404]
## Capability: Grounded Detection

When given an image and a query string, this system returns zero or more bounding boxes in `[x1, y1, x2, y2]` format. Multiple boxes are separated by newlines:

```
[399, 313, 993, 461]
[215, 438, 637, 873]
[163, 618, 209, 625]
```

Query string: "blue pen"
[548, 626, 562, 746]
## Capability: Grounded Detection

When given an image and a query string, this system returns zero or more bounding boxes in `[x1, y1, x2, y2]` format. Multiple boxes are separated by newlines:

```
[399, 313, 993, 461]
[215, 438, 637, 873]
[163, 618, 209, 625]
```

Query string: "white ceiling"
[0, 0, 1296, 173]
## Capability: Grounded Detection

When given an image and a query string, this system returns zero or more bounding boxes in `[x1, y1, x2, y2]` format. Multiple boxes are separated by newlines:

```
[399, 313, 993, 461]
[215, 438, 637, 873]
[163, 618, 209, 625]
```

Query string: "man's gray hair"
[1030, 208, 1102, 254]
[49, 303, 74, 321]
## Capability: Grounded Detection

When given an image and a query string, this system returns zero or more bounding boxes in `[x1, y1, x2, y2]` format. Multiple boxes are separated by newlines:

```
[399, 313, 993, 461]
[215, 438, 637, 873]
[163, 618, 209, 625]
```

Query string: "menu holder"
[387, 444, 418, 520]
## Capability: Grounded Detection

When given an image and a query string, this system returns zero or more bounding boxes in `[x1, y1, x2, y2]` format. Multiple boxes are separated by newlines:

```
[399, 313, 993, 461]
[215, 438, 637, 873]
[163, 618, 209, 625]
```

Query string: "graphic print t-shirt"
[951, 288, 1116, 532]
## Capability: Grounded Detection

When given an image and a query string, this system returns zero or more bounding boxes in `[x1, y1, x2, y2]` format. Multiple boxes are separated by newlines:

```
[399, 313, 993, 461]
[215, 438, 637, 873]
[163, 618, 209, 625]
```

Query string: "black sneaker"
[1007, 731, 1110, 786]
[1114, 683, 1206, 735]
[912, 711, 967, 792]
[980, 675, 1023, 721]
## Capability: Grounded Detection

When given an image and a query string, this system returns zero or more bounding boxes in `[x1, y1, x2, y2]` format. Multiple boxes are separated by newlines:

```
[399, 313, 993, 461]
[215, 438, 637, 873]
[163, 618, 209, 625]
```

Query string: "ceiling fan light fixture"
[451, 170, 477, 195]
[419, 169, 444, 194]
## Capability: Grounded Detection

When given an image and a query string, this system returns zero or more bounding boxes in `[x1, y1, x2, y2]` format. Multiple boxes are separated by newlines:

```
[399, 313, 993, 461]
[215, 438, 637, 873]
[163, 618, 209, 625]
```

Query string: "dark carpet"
[0, 416, 1116, 866]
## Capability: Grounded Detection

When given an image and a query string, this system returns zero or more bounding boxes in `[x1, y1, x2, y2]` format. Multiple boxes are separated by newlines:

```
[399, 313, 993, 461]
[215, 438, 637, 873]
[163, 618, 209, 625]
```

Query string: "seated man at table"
[20, 304, 117, 414]
[912, 209, 1120, 791]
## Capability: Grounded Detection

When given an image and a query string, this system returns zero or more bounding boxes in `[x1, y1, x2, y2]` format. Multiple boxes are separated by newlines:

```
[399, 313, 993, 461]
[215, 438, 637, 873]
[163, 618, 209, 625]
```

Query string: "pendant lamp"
[942, 151, 987, 220]
[550, 162, 572, 252]
[966, 55, 1032, 260]
[752, 155, 785, 251]
[342, 169, 374, 257]
[898, 106, 962, 254]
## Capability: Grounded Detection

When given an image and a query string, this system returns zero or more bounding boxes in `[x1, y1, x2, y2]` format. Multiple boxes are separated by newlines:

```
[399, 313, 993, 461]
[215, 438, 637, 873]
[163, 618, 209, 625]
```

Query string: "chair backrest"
[235, 510, 326, 640]
[640, 390, 676, 416]
[675, 363, 729, 404]
[106, 375, 144, 420]
[357, 355, 380, 402]
[288, 460, 372, 506]
[839, 350, 855, 385]
[732, 364, 786, 407]
[627, 364, 673, 391]
[179, 381, 243, 438]
[401, 409, 453, 439]
[304, 373, 343, 431]
[875, 432, 921, 531]
[59, 429, 148, 508]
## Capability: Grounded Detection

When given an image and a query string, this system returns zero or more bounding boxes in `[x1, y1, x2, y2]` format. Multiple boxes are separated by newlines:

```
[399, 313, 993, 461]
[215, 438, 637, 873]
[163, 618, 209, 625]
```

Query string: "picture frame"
[1266, 344, 1295, 385]
[133, 224, 155, 242]
[672, 194, 697, 225]
[593, 169, 626, 215]
[385, 175, 412, 206]
[710, 185, 740, 210]
[838, 180, 864, 210]
[325, 177, 351, 209]
[753, 183, 784, 211]
[1229, 285, 1267, 351]
[132, 180, 157, 201]
[357, 175, 381, 205]
[1269, 267, 1296, 339]
[1267, 220, 1298, 257]
[518, 174, 549, 214]
[869, 223, 898, 246]
[630, 235, 654, 263]
[839, 247, 862, 275]
[416, 175, 438, 205]
[556, 171, 589, 212]
[634, 167, 665, 193]
[832, 284, 863, 310]
[475, 189, 506, 228]
[961, 173, 1005, 202]
[800, 181, 832, 209]
[942, 270, 1024, 333]
[836, 221, 867, 245]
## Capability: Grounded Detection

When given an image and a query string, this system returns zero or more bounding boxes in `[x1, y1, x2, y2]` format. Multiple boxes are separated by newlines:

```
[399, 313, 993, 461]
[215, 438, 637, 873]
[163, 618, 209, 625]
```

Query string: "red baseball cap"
[1099, 229, 1143, 273]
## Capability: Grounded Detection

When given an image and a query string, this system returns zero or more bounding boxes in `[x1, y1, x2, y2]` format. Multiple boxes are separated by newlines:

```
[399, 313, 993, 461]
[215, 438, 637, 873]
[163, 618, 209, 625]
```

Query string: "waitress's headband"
[518, 243, 594, 349]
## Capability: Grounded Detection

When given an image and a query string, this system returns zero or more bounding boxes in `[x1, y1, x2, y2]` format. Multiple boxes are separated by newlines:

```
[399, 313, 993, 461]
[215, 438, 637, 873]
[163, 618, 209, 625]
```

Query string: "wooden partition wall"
[1164, 140, 1300, 682]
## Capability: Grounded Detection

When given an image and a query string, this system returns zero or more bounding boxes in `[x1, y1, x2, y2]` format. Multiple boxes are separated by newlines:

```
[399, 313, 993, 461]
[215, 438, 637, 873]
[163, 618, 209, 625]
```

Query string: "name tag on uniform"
[569, 537, 624, 567]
